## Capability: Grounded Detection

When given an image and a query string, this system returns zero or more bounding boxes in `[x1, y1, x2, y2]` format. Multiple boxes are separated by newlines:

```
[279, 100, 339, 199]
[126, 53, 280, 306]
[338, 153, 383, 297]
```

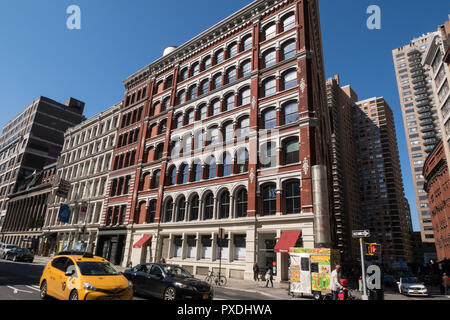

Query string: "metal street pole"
[360, 238, 369, 300]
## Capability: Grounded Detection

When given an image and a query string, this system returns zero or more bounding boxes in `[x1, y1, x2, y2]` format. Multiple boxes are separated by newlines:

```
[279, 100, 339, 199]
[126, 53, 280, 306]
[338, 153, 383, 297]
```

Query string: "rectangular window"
[186, 236, 196, 259]
[201, 235, 212, 260]
[173, 236, 182, 258]
[233, 235, 246, 261]
[216, 235, 229, 260]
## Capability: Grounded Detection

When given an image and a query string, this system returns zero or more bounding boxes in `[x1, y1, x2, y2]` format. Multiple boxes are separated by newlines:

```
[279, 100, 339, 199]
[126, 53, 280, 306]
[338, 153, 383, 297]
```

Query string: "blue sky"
[0, 0, 449, 231]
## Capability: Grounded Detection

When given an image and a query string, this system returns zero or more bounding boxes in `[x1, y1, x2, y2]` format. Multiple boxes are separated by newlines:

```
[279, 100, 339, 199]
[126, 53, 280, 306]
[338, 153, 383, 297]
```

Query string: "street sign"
[79, 202, 88, 222]
[352, 230, 371, 238]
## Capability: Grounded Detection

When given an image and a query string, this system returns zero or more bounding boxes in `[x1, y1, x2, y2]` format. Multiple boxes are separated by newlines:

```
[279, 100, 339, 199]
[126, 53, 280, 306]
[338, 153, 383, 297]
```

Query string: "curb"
[219, 285, 290, 300]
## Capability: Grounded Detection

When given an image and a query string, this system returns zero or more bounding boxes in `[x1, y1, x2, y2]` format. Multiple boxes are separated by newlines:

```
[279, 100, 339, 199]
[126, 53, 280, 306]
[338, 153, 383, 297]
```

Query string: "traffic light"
[365, 243, 381, 256]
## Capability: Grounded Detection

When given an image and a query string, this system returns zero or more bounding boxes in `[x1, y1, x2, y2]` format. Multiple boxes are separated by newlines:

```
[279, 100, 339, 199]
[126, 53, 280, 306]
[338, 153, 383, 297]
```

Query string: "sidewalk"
[33, 256, 51, 265]
[220, 278, 296, 300]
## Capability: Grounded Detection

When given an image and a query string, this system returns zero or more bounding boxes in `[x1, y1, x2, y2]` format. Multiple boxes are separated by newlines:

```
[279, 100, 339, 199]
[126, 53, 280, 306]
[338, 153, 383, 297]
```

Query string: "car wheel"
[313, 292, 322, 300]
[69, 290, 79, 301]
[40, 281, 48, 300]
[163, 287, 177, 301]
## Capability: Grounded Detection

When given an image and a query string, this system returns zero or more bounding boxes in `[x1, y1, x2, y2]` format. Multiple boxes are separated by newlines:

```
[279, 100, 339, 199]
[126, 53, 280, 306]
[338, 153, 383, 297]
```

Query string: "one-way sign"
[352, 230, 371, 238]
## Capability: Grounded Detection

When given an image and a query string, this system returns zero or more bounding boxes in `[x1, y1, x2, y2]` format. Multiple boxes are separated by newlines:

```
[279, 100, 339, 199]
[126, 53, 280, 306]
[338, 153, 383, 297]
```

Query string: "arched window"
[263, 77, 277, 97]
[152, 170, 161, 188]
[175, 114, 183, 129]
[263, 23, 277, 41]
[177, 90, 186, 105]
[211, 99, 221, 115]
[283, 70, 297, 90]
[261, 184, 276, 216]
[193, 162, 202, 181]
[282, 14, 296, 32]
[208, 157, 216, 179]
[208, 127, 219, 146]
[164, 75, 173, 90]
[158, 120, 167, 135]
[190, 62, 199, 77]
[186, 109, 195, 125]
[242, 35, 252, 51]
[283, 102, 298, 124]
[237, 148, 249, 173]
[282, 40, 296, 60]
[238, 117, 250, 138]
[226, 68, 236, 84]
[263, 49, 276, 68]
[172, 140, 180, 157]
[284, 180, 300, 214]
[162, 97, 170, 111]
[228, 43, 238, 58]
[199, 104, 208, 120]
[204, 193, 214, 220]
[188, 85, 197, 100]
[215, 50, 224, 65]
[224, 94, 235, 111]
[219, 191, 230, 219]
[223, 122, 234, 142]
[176, 197, 186, 222]
[284, 138, 299, 165]
[261, 142, 276, 168]
[203, 56, 212, 71]
[155, 144, 164, 160]
[200, 79, 209, 95]
[189, 195, 199, 221]
[155, 80, 164, 94]
[168, 166, 177, 186]
[263, 108, 277, 129]
[180, 164, 189, 184]
[194, 130, 204, 149]
[164, 199, 173, 223]
[183, 135, 192, 154]
[213, 73, 222, 89]
[240, 60, 251, 78]
[223, 152, 232, 176]
[236, 189, 248, 218]
[239, 87, 251, 106]
[179, 68, 188, 82]
[147, 200, 157, 223]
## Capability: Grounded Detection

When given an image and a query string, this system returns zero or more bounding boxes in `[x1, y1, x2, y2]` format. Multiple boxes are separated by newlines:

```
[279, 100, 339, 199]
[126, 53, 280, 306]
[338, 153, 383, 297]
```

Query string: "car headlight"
[83, 282, 98, 291]
[128, 280, 133, 289]
[174, 282, 194, 290]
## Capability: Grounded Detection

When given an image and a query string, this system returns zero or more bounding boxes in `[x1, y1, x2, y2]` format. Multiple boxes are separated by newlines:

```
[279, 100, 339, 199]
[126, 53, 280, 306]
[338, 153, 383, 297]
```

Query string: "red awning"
[133, 235, 152, 249]
[274, 231, 302, 253]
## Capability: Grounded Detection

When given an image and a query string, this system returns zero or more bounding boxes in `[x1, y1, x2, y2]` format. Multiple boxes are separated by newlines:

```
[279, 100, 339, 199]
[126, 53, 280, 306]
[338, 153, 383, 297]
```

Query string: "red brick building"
[424, 141, 450, 266]
[97, 0, 333, 281]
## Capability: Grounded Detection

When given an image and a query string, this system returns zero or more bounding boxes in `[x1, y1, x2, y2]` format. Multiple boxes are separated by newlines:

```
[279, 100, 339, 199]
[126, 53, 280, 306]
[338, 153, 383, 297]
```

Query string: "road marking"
[7, 286, 33, 294]
[32, 285, 40, 289]
[26, 285, 40, 292]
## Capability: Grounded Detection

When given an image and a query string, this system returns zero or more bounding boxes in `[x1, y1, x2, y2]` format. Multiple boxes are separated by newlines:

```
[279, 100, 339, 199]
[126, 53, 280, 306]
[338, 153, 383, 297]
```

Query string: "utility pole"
[360, 238, 369, 300]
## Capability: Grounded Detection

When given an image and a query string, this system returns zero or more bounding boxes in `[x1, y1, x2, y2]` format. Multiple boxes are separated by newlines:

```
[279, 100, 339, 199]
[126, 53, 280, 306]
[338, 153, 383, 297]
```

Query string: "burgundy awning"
[274, 231, 302, 253]
[133, 235, 152, 249]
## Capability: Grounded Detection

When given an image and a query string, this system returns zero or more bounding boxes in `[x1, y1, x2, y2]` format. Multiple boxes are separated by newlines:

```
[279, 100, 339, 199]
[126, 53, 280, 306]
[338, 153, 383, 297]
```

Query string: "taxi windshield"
[77, 261, 121, 276]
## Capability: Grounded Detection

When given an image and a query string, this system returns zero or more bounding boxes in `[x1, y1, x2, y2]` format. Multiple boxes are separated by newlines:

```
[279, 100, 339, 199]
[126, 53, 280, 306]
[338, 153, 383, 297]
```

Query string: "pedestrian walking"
[253, 262, 260, 282]
[443, 273, 449, 296]
[159, 258, 166, 264]
[358, 276, 363, 292]
[265, 267, 274, 288]
[331, 265, 343, 300]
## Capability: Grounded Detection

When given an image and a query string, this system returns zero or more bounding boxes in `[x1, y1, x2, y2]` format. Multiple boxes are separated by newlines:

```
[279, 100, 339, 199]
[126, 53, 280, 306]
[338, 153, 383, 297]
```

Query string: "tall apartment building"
[40, 103, 121, 256]
[393, 33, 442, 243]
[326, 75, 362, 262]
[0, 97, 85, 235]
[354, 97, 413, 264]
[423, 20, 450, 177]
[99, 0, 334, 281]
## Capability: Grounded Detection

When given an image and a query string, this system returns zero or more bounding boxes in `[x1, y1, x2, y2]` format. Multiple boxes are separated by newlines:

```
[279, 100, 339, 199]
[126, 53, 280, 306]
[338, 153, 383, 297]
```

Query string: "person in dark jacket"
[265, 267, 274, 288]
[253, 262, 260, 282]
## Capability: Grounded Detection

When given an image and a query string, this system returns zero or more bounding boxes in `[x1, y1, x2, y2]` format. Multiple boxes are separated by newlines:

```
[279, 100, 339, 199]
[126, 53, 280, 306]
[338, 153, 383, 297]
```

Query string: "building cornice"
[123, 0, 292, 89]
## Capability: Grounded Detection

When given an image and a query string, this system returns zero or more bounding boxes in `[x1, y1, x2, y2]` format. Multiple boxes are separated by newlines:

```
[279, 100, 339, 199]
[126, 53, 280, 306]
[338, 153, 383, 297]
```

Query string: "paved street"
[0, 260, 282, 300]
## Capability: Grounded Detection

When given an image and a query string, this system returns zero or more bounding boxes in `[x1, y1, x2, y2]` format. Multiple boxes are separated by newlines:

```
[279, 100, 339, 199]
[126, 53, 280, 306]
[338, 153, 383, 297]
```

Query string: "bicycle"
[204, 271, 227, 287]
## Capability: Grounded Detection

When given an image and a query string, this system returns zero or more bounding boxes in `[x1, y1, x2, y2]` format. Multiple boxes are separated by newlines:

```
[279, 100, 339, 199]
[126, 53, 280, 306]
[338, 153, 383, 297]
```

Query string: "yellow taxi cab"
[39, 252, 133, 300]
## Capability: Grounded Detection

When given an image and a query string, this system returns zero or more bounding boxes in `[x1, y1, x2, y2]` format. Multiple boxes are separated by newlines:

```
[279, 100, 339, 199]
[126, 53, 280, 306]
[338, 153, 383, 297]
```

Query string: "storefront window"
[233, 235, 246, 261]
[201, 235, 212, 259]
[186, 236, 196, 259]
[216, 235, 229, 260]
[173, 236, 182, 258]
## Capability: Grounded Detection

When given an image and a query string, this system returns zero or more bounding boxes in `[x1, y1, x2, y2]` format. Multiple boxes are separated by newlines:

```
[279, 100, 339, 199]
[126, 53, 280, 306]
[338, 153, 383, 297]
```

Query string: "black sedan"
[124, 263, 213, 300]
[5, 247, 34, 263]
